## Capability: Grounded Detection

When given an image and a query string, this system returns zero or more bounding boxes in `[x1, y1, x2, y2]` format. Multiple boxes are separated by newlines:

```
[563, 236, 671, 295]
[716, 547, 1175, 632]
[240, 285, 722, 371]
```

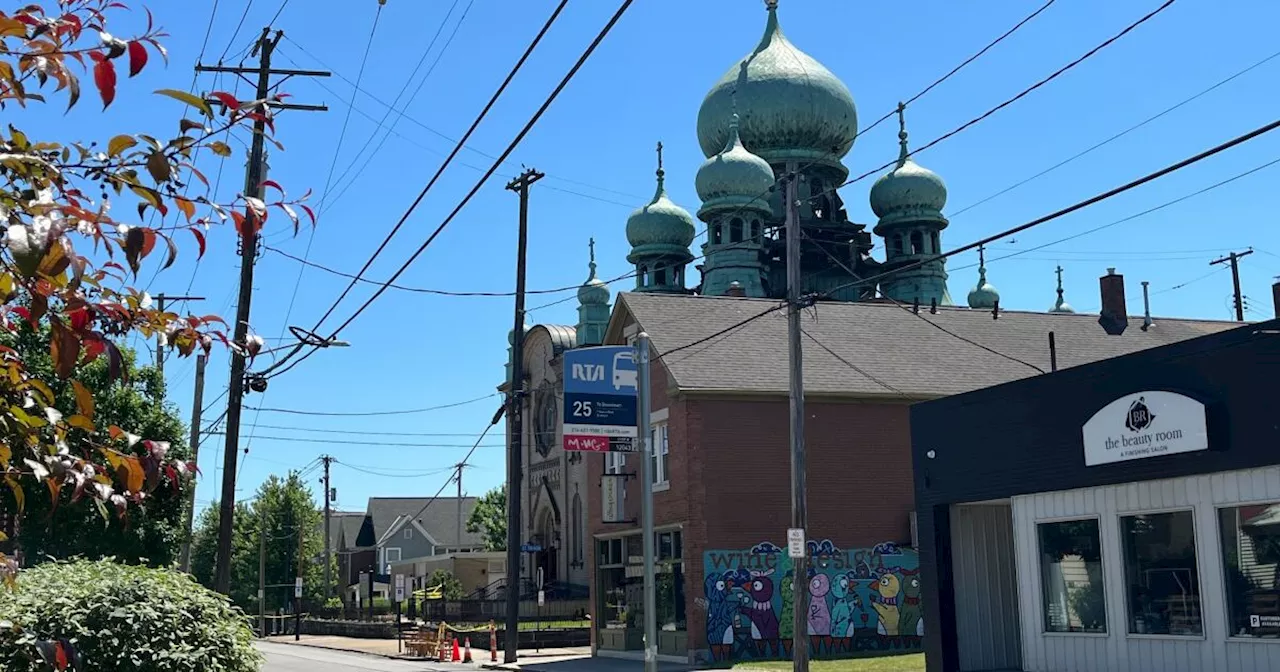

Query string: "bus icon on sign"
[612, 351, 637, 391]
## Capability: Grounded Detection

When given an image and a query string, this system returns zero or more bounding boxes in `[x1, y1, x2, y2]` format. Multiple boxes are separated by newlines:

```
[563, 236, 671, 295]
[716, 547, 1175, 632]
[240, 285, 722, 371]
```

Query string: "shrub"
[0, 559, 261, 672]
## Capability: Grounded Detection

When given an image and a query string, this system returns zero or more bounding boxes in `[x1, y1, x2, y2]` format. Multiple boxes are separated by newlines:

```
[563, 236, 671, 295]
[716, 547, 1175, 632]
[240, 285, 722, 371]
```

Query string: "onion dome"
[1050, 265, 1075, 313]
[626, 143, 695, 249]
[966, 245, 999, 309]
[696, 0, 858, 163]
[508, 319, 532, 346]
[870, 103, 948, 230]
[695, 106, 776, 207]
[577, 238, 611, 306]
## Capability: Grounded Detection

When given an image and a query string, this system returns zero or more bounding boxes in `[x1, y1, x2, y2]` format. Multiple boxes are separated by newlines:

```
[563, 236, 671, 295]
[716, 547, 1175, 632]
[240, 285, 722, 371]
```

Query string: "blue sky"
[18, 0, 1280, 515]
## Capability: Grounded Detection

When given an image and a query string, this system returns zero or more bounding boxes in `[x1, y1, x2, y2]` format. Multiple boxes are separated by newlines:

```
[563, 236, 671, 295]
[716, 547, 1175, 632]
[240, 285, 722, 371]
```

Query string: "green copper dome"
[870, 105, 947, 228]
[696, 1, 858, 163]
[966, 246, 999, 309]
[578, 238, 611, 306]
[695, 111, 776, 206]
[626, 149, 695, 249]
[507, 320, 532, 346]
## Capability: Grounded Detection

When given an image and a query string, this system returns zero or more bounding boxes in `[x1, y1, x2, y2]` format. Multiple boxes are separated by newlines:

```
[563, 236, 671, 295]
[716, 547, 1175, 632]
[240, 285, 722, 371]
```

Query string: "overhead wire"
[265, 0, 631, 381]
[217, 0, 256, 63]
[243, 393, 498, 416]
[250, 424, 493, 437]
[203, 433, 504, 448]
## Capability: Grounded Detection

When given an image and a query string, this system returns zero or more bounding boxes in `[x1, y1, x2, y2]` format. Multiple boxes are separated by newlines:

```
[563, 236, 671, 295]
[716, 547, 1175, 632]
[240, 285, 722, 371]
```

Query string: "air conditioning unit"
[910, 511, 919, 549]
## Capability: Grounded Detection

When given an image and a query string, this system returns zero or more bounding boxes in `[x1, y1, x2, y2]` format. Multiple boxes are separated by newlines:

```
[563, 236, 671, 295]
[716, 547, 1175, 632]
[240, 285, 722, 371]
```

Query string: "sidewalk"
[481, 649, 695, 672]
[263, 635, 425, 660]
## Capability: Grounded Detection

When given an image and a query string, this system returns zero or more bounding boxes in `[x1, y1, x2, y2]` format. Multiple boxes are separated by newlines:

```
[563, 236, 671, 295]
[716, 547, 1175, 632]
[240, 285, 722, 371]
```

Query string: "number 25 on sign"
[572, 400, 593, 418]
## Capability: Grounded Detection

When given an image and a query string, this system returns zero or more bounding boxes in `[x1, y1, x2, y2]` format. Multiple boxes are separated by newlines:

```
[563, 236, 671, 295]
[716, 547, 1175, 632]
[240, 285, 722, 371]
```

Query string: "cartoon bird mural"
[779, 571, 795, 657]
[704, 573, 739, 661]
[734, 570, 780, 657]
[899, 570, 924, 639]
[829, 573, 864, 653]
[869, 573, 903, 637]
[807, 572, 832, 655]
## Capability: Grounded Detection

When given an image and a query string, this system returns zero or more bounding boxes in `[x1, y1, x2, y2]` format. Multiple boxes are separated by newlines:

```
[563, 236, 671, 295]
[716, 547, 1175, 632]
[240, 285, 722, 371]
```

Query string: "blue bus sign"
[563, 346, 638, 452]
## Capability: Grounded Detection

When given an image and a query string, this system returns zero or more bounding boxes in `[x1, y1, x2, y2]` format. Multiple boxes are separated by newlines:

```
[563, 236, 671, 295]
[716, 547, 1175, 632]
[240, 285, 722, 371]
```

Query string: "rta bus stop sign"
[563, 345, 639, 452]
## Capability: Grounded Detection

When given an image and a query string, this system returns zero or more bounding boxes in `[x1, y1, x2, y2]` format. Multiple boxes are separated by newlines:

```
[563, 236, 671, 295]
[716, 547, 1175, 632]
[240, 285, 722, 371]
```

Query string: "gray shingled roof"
[365, 497, 483, 548]
[327, 511, 366, 551]
[614, 293, 1241, 398]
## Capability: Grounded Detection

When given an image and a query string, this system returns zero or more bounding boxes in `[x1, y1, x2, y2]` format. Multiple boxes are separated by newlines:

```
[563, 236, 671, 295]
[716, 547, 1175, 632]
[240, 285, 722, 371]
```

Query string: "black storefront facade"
[911, 319, 1280, 672]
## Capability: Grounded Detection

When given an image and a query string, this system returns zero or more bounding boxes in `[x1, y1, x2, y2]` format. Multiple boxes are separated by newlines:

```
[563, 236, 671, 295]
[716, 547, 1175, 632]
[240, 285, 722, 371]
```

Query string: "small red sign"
[564, 435, 609, 452]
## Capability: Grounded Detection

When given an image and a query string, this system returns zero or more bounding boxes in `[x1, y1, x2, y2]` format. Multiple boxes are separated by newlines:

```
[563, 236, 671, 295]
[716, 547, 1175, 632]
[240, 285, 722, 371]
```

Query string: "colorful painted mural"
[699, 540, 921, 663]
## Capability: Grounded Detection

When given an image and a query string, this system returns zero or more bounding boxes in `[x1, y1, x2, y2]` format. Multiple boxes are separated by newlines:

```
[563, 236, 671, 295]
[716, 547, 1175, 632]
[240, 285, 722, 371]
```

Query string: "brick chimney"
[725, 281, 746, 298]
[1099, 268, 1128, 335]
[1273, 278, 1280, 318]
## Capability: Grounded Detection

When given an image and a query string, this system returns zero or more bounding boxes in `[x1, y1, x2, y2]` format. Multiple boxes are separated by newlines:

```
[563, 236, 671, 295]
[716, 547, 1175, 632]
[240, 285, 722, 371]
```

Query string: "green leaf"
[154, 89, 213, 118]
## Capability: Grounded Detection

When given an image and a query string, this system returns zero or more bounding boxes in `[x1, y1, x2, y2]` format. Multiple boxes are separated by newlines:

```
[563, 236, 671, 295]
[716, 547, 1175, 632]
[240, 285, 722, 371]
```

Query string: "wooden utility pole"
[503, 167, 543, 663]
[201, 27, 329, 596]
[322, 455, 334, 599]
[178, 354, 207, 573]
[784, 161, 810, 672]
[456, 462, 465, 554]
[295, 519, 304, 641]
[1210, 248, 1254, 322]
[258, 521, 267, 637]
[154, 294, 203, 375]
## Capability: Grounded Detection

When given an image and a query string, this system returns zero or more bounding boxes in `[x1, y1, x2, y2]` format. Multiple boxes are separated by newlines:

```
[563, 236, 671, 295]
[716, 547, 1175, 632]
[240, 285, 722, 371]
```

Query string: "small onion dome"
[966, 247, 999, 309]
[870, 104, 948, 230]
[626, 144, 695, 249]
[578, 238, 611, 306]
[696, 1, 858, 163]
[695, 111, 776, 207]
[508, 320, 532, 346]
[1049, 265, 1075, 313]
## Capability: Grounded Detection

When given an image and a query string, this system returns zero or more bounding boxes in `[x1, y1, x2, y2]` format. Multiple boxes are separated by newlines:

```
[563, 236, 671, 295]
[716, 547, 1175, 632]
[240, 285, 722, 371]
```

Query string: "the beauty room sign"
[1082, 391, 1208, 466]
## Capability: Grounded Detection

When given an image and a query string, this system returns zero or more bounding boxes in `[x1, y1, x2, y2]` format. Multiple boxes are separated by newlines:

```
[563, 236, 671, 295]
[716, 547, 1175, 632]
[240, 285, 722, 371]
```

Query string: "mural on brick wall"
[698, 540, 921, 663]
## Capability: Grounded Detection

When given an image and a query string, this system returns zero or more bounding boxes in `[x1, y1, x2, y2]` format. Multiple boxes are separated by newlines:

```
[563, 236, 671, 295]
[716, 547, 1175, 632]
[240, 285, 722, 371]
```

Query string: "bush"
[0, 559, 261, 672]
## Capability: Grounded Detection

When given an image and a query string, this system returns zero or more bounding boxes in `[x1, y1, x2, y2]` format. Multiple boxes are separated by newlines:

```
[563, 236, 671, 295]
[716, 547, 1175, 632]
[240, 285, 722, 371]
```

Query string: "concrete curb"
[261, 638, 435, 663]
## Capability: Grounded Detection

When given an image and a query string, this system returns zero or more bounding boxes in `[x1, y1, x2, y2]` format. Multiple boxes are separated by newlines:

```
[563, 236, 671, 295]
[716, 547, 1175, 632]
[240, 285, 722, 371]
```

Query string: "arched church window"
[638, 265, 647, 286]
[751, 219, 761, 241]
[655, 266, 668, 286]
[931, 231, 940, 254]
[571, 494, 583, 564]
[892, 234, 904, 256]
[730, 218, 743, 243]
[711, 224, 722, 245]
[911, 231, 924, 255]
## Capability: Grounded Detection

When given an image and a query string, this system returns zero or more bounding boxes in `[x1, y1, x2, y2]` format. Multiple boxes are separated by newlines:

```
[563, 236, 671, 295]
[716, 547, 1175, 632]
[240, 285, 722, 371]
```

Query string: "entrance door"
[951, 502, 1021, 671]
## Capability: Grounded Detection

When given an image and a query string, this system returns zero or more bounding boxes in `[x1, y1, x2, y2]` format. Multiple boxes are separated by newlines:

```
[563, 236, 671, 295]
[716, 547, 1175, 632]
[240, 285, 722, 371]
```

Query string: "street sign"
[563, 346, 639, 452]
[538, 590, 545, 607]
[520, 543, 543, 553]
[787, 528, 806, 559]
[294, 577, 303, 598]
[601, 473, 624, 523]
[394, 575, 405, 603]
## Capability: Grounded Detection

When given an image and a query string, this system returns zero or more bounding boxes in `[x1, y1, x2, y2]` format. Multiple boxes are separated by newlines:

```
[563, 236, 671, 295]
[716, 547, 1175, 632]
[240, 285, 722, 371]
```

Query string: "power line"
[217, 0, 256, 63]
[244, 393, 498, 416]
[950, 46, 1280, 218]
[203, 432, 504, 448]
[267, 0, 290, 28]
[246, 424, 493, 437]
[832, 0, 1179, 194]
[335, 462, 460, 478]
[799, 328, 907, 397]
[1154, 266, 1229, 295]
[271, 0, 633, 380]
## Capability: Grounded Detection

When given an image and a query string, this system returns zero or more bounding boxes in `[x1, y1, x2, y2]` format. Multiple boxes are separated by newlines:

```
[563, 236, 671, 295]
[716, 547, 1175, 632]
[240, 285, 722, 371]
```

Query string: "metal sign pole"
[637, 332, 657, 672]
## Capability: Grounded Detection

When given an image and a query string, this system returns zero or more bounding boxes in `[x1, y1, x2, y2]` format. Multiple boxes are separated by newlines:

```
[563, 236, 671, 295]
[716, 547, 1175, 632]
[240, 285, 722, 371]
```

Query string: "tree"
[3, 324, 190, 566]
[467, 485, 506, 552]
[427, 568, 464, 601]
[0, 0, 313, 585]
[191, 473, 330, 613]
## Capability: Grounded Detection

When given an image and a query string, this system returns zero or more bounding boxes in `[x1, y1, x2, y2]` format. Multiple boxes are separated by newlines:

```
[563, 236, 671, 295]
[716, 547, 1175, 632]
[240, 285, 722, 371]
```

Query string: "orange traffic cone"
[452, 638, 461, 662]
[464, 637, 473, 663]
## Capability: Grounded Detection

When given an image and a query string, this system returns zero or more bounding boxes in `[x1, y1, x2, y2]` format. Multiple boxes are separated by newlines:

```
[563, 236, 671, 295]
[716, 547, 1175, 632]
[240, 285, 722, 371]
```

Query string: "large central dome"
[696, 2, 858, 163]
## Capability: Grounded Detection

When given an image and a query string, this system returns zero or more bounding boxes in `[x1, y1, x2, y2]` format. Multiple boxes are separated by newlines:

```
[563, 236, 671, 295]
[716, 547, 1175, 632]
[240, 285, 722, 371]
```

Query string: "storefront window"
[598, 540, 627, 631]
[656, 531, 686, 631]
[1120, 511, 1203, 636]
[1037, 519, 1106, 633]
[1218, 503, 1280, 638]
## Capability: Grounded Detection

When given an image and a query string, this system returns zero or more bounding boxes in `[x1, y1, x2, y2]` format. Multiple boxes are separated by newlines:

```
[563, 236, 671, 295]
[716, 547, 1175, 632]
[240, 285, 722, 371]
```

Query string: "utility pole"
[784, 161, 810, 672]
[154, 294, 203, 375]
[259, 521, 267, 637]
[504, 167, 543, 663]
[1210, 248, 1254, 322]
[202, 27, 330, 595]
[322, 455, 334, 599]
[295, 519, 304, 641]
[456, 462, 465, 554]
[637, 332, 657, 672]
[178, 354, 207, 573]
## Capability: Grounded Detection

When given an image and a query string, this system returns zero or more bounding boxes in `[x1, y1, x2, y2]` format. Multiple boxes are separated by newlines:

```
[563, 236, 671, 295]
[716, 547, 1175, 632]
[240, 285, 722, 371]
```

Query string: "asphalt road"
[256, 641, 461, 672]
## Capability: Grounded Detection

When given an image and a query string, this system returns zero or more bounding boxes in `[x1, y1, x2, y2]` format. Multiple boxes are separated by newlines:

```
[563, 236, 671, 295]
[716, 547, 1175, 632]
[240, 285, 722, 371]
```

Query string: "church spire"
[896, 101, 910, 167]
[1049, 265, 1075, 313]
[576, 237, 611, 346]
[966, 244, 999, 309]
[626, 141, 695, 294]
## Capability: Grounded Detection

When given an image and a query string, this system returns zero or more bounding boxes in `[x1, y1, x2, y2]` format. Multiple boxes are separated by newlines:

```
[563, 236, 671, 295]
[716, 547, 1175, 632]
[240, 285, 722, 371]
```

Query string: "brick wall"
[587, 382, 918, 654]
